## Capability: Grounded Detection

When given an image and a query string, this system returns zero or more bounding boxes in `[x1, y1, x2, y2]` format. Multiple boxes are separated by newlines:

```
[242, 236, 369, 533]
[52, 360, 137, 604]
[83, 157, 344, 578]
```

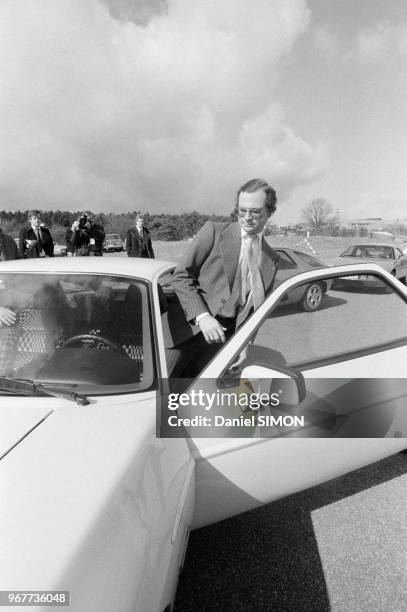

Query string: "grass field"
[152, 235, 398, 263]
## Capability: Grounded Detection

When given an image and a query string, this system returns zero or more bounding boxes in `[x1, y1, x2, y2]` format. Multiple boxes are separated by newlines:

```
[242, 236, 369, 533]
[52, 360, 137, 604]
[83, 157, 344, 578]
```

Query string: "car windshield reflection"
[0, 273, 156, 393]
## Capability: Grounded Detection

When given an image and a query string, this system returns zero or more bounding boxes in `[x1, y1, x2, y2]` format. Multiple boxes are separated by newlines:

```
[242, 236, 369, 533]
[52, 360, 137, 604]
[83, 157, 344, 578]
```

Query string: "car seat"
[108, 284, 143, 363]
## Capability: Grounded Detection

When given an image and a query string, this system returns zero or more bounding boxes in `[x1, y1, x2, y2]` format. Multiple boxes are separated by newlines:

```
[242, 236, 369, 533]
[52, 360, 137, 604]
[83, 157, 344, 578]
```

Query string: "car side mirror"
[239, 363, 306, 407]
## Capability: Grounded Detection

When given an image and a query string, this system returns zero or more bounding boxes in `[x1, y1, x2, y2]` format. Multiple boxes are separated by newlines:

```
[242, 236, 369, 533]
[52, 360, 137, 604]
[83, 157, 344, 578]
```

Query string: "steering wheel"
[60, 334, 127, 355]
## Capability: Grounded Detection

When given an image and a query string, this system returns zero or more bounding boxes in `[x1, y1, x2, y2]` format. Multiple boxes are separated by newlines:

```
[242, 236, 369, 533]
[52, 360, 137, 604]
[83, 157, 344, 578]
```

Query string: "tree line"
[2, 202, 404, 243]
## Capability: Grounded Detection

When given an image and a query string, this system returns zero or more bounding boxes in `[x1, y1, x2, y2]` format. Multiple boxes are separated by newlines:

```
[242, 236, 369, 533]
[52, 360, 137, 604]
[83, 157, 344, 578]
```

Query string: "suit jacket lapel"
[259, 237, 279, 291]
[219, 223, 241, 288]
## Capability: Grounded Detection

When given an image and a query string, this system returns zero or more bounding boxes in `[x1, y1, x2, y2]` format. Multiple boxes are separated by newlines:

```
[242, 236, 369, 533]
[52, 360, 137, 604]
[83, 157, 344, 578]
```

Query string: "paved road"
[174, 451, 407, 612]
[253, 287, 406, 366]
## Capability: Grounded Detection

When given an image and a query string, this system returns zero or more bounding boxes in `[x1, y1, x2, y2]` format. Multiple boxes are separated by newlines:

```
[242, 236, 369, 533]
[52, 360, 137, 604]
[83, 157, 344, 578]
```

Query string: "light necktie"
[241, 234, 265, 309]
[236, 234, 265, 328]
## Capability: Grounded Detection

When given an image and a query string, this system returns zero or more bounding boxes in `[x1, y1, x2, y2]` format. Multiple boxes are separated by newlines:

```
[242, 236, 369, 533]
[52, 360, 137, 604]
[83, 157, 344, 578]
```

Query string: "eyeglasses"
[238, 208, 264, 218]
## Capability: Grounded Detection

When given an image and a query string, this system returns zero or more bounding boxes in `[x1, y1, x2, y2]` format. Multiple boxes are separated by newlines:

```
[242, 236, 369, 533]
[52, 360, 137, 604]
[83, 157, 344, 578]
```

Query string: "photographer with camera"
[65, 213, 105, 257]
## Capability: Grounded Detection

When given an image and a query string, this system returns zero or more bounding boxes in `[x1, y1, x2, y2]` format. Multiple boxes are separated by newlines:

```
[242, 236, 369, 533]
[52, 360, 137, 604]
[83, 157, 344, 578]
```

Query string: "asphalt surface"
[257, 288, 404, 366]
[174, 451, 407, 611]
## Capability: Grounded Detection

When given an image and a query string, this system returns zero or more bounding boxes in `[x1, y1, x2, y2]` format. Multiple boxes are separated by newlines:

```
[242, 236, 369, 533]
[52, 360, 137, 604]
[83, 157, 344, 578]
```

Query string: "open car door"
[168, 265, 407, 528]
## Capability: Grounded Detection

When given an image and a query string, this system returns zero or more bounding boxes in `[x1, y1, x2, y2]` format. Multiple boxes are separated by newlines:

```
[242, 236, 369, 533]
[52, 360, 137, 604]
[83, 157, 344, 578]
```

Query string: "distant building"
[341, 218, 382, 231]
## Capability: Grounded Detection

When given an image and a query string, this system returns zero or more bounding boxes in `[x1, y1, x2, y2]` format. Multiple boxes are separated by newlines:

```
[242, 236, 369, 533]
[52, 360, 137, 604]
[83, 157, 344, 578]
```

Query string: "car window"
[0, 273, 156, 393]
[275, 250, 297, 270]
[293, 251, 323, 268]
[383, 247, 393, 259]
[341, 246, 359, 257]
[248, 273, 407, 368]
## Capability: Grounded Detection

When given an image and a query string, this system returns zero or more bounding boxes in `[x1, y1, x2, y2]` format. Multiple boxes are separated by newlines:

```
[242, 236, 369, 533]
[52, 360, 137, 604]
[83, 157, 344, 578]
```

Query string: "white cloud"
[240, 104, 329, 193]
[313, 24, 338, 59]
[349, 20, 407, 64]
[355, 21, 392, 63]
[398, 24, 407, 55]
[0, 0, 326, 214]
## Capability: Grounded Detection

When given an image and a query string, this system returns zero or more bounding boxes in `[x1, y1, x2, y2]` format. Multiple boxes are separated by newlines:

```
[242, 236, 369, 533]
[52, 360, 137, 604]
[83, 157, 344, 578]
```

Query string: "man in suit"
[19, 211, 54, 259]
[167, 177, 279, 377]
[126, 215, 155, 258]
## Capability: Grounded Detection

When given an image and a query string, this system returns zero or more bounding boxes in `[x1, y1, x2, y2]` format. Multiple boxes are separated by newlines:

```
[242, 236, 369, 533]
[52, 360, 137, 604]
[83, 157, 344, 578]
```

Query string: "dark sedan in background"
[272, 247, 332, 312]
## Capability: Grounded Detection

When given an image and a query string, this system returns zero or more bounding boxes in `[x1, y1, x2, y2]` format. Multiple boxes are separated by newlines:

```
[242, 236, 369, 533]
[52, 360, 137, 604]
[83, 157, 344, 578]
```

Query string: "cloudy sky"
[1, 0, 406, 224]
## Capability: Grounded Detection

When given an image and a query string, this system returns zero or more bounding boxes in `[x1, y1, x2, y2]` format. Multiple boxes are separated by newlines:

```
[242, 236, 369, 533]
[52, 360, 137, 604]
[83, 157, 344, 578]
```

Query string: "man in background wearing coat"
[126, 215, 154, 258]
[0, 226, 19, 263]
[19, 210, 54, 259]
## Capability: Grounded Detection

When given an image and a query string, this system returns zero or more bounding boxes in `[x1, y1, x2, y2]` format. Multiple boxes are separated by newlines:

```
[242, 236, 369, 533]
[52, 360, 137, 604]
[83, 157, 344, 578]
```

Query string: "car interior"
[0, 275, 150, 388]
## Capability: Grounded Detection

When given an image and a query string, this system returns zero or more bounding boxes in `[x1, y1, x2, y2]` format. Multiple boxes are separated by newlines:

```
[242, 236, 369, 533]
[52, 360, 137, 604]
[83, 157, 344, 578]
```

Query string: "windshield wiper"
[0, 377, 89, 405]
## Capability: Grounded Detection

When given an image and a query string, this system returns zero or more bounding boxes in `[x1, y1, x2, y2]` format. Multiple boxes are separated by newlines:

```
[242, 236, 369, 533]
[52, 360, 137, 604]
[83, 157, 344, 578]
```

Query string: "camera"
[79, 214, 88, 227]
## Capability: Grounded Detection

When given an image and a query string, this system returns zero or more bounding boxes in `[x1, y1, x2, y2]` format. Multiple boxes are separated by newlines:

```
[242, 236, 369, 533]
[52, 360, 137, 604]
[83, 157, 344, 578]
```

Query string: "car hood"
[0, 401, 54, 460]
[0, 392, 155, 462]
[327, 256, 393, 270]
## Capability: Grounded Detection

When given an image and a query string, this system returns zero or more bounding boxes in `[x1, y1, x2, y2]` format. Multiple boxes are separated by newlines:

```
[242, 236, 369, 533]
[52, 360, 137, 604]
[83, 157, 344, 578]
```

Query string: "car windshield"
[342, 245, 394, 259]
[0, 273, 156, 394]
[107, 234, 120, 240]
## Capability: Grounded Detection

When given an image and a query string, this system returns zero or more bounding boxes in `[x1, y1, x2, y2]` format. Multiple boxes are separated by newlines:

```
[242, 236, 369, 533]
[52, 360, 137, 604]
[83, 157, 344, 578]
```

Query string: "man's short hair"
[236, 178, 277, 215]
[27, 209, 41, 219]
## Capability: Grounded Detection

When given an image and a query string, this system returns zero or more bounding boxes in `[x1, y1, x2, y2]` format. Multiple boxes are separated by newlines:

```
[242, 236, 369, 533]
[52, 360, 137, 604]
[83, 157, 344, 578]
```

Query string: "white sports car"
[0, 258, 406, 611]
[329, 242, 407, 285]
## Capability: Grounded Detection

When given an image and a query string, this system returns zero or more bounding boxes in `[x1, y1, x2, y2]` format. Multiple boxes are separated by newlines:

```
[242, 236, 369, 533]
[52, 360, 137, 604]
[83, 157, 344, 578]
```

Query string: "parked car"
[103, 233, 123, 252]
[0, 258, 406, 611]
[328, 243, 407, 287]
[53, 243, 67, 257]
[273, 247, 332, 311]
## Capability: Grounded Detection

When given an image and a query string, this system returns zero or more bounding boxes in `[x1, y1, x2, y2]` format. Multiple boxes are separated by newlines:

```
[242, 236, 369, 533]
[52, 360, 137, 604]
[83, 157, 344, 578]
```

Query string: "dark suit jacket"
[0, 230, 19, 260]
[125, 228, 154, 258]
[166, 221, 279, 347]
[19, 226, 54, 258]
[65, 223, 105, 255]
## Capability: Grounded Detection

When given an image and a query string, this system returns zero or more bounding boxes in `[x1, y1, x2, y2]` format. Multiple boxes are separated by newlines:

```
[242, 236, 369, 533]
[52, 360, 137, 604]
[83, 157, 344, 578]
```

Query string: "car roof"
[345, 242, 395, 247]
[0, 257, 175, 281]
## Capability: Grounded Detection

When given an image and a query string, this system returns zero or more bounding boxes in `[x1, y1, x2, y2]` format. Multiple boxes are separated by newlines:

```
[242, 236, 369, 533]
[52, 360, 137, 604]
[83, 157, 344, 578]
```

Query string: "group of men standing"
[0, 210, 155, 261]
